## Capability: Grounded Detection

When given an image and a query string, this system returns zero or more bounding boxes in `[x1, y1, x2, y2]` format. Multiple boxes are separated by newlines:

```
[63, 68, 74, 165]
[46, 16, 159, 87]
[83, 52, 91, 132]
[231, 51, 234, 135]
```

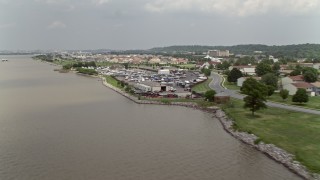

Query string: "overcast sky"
[1, 0, 320, 50]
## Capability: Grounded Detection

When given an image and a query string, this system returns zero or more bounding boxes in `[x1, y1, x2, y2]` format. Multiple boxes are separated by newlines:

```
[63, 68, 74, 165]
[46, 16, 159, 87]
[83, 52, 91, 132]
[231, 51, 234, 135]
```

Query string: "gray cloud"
[0, 0, 319, 50]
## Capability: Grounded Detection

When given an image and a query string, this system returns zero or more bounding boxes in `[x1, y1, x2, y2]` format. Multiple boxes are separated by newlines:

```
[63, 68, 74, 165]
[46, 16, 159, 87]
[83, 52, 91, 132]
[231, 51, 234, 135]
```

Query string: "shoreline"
[99, 75, 319, 180]
[34, 57, 318, 180]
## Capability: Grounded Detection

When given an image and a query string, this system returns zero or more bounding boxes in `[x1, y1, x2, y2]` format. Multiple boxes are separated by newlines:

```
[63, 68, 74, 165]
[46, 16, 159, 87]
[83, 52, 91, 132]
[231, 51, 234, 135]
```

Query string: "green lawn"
[222, 99, 320, 173]
[223, 80, 241, 91]
[268, 93, 320, 110]
[192, 78, 212, 93]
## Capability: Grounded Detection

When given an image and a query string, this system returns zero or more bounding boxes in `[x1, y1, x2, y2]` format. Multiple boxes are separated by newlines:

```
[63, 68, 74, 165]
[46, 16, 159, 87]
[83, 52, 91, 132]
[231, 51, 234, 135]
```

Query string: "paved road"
[209, 72, 320, 115]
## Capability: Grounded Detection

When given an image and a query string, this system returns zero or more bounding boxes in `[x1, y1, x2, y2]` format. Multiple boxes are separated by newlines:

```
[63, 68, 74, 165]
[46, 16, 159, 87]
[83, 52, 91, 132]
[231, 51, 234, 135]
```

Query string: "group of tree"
[147, 44, 320, 59]
[289, 66, 319, 82]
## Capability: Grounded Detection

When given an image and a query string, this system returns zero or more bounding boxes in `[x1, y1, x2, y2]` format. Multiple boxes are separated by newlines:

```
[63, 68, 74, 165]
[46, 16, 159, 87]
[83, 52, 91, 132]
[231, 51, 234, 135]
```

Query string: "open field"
[222, 99, 320, 173]
[268, 93, 320, 110]
[192, 78, 212, 93]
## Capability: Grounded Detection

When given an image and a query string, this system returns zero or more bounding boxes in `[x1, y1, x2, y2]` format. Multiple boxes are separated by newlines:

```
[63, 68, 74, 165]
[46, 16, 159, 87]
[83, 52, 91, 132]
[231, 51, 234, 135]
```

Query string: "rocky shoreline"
[100, 76, 319, 180]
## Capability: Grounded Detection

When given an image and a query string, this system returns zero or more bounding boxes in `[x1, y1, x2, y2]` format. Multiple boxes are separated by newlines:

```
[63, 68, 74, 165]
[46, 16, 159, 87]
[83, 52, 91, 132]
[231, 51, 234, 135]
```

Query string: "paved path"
[209, 72, 320, 115]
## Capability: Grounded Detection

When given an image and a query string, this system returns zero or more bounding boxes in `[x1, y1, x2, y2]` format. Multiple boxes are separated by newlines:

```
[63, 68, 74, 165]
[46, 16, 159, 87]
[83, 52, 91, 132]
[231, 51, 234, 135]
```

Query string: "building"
[311, 81, 320, 96]
[283, 82, 314, 95]
[281, 75, 304, 86]
[158, 69, 170, 75]
[214, 92, 230, 104]
[229, 65, 256, 76]
[134, 81, 162, 92]
[207, 50, 229, 57]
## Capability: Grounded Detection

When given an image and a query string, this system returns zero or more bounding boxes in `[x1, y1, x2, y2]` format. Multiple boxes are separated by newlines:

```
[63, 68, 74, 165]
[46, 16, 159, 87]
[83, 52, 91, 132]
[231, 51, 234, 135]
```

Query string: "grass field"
[267, 93, 320, 110]
[105, 75, 123, 89]
[192, 78, 212, 93]
[222, 99, 320, 173]
[223, 80, 241, 90]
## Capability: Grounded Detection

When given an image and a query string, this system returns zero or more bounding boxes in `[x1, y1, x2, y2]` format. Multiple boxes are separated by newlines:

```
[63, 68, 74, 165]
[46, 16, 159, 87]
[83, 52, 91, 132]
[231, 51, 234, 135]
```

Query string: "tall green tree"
[255, 63, 272, 76]
[227, 68, 243, 83]
[241, 78, 268, 115]
[279, 89, 289, 101]
[261, 73, 278, 88]
[303, 70, 318, 82]
[292, 88, 309, 104]
[302, 67, 318, 83]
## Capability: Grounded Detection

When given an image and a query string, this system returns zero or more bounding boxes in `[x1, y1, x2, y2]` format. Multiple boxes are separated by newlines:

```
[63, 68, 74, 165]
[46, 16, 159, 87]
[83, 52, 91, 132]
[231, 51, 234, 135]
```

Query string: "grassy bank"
[192, 78, 212, 93]
[222, 99, 320, 173]
[105, 75, 124, 89]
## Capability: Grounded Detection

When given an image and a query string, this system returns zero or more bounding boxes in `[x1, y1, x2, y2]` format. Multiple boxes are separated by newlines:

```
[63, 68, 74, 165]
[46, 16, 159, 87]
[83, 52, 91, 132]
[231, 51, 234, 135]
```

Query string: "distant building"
[283, 82, 313, 95]
[134, 81, 162, 92]
[207, 50, 229, 57]
[158, 69, 170, 75]
[229, 65, 256, 76]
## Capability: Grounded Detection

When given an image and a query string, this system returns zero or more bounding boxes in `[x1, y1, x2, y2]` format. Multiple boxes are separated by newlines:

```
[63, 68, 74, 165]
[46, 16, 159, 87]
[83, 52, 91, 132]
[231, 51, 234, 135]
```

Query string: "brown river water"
[0, 55, 301, 180]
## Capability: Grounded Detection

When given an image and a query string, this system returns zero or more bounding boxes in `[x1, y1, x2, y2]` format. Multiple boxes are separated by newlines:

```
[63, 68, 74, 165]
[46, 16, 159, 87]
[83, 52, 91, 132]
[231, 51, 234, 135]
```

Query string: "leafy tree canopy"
[204, 90, 216, 102]
[227, 68, 243, 83]
[292, 88, 309, 104]
[241, 78, 268, 115]
[255, 63, 272, 76]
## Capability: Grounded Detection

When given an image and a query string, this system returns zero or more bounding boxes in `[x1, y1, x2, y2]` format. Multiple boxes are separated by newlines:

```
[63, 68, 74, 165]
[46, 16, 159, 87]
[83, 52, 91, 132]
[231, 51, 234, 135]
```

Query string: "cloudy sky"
[1, 0, 320, 50]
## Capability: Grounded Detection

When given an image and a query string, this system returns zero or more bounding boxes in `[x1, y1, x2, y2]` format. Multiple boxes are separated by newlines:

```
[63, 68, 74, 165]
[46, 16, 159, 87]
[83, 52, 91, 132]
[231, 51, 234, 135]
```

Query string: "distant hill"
[147, 44, 320, 59]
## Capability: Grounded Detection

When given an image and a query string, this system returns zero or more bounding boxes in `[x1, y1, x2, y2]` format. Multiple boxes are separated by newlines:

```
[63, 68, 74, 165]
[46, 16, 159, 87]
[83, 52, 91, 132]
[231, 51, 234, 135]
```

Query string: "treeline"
[63, 61, 96, 69]
[147, 44, 320, 59]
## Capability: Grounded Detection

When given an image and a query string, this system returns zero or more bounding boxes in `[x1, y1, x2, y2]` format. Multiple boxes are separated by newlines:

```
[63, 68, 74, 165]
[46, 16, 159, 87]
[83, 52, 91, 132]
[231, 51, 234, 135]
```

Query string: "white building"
[158, 69, 170, 75]
[283, 82, 313, 95]
[134, 81, 162, 92]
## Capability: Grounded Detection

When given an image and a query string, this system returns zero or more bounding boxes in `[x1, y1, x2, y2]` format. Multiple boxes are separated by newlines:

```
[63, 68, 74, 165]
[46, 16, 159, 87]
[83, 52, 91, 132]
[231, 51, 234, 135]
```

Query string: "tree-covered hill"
[147, 44, 320, 59]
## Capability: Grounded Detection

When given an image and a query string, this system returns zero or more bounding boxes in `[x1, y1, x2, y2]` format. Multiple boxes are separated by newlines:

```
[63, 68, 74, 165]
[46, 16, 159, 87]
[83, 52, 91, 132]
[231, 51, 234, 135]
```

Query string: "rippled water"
[0, 56, 301, 180]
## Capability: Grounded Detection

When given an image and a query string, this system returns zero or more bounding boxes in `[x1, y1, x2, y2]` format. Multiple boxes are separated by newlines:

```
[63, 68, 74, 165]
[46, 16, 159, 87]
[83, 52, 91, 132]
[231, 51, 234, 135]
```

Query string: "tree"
[227, 68, 243, 83]
[208, 64, 214, 70]
[279, 89, 289, 101]
[272, 62, 281, 75]
[266, 85, 275, 97]
[204, 90, 216, 102]
[201, 68, 211, 77]
[292, 88, 309, 104]
[255, 63, 272, 76]
[290, 69, 301, 76]
[303, 70, 318, 82]
[261, 73, 278, 88]
[302, 67, 318, 83]
[241, 78, 267, 115]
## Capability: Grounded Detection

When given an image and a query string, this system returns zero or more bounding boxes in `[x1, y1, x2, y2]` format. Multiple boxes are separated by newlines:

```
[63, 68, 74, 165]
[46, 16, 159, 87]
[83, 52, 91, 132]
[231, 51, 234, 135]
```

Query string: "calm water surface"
[0, 56, 301, 180]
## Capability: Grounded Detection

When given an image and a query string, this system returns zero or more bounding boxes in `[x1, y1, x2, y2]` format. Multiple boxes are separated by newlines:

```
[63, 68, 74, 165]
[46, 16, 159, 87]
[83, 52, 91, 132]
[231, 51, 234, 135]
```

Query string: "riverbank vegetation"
[222, 99, 320, 173]
[76, 68, 98, 75]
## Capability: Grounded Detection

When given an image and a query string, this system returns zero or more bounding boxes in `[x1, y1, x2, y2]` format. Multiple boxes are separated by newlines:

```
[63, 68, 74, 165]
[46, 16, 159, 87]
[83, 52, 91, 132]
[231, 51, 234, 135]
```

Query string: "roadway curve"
[209, 72, 320, 115]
